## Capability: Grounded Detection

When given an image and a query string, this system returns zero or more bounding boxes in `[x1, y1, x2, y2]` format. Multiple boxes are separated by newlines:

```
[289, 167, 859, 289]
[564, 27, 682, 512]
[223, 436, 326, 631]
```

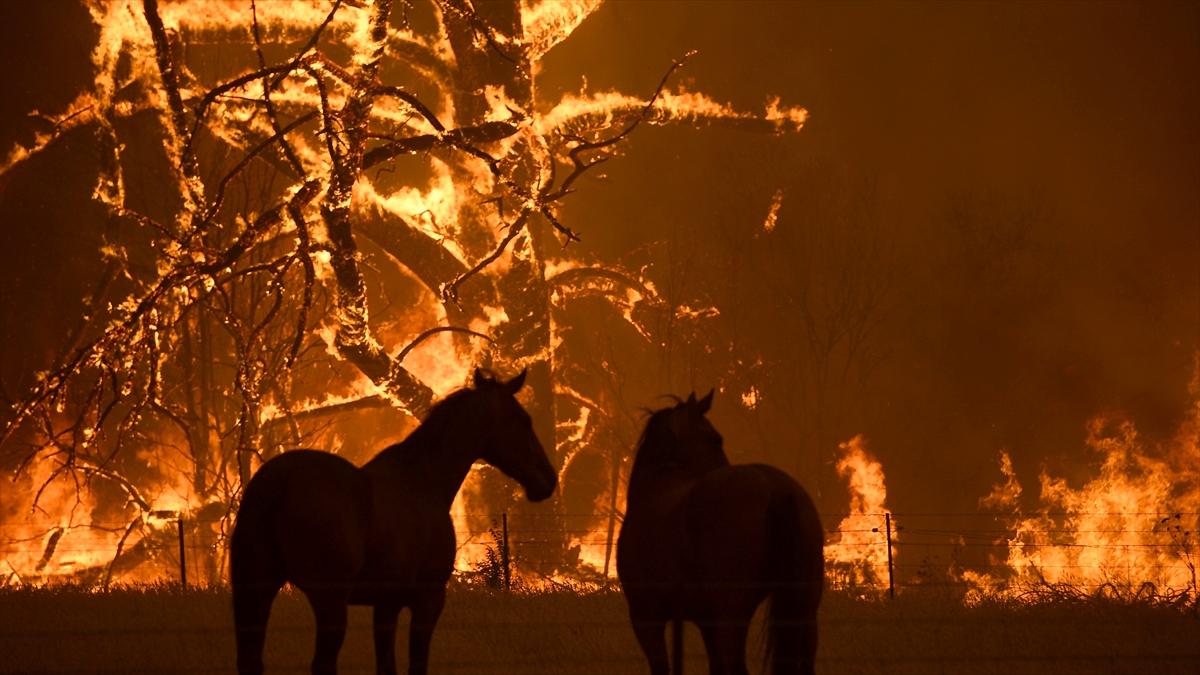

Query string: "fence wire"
[2, 511, 1198, 596]
[2, 504, 1200, 598]
[2, 511, 1198, 673]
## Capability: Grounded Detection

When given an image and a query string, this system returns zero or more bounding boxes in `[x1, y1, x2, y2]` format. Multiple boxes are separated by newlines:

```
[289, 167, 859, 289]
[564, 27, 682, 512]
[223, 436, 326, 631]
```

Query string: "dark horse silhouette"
[617, 392, 824, 675]
[230, 369, 556, 675]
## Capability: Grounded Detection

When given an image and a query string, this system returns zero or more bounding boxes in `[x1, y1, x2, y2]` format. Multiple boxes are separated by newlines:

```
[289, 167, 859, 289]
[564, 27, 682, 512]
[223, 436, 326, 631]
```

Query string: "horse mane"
[632, 394, 694, 447]
[422, 371, 513, 425]
[379, 377, 505, 459]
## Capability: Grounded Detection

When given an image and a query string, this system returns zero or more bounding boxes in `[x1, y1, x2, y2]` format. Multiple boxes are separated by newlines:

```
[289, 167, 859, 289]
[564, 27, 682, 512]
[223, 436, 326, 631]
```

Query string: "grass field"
[1, 584, 1198, 674]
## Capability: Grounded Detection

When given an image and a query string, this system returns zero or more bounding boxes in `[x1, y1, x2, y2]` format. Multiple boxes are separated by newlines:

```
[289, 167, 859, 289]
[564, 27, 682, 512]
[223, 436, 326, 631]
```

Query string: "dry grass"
[0, 583, 1197, 674]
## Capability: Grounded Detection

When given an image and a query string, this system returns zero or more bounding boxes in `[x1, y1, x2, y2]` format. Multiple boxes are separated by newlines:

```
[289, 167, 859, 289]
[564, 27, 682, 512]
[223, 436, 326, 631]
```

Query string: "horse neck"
[372, 406, 482, 509]
[628, 456, 698, 501]
[627, 441, 728, 502]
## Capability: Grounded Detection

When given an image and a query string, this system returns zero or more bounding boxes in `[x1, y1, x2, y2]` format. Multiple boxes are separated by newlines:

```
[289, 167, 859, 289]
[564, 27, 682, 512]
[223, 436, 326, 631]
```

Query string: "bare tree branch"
[396, 326, 493, 363]
[544, 51, 696, 204]
[203, 111, 318, 224]
[250, 0, 305, 177]
[142, 0, 194, 177]
[442, 209, 531, 303]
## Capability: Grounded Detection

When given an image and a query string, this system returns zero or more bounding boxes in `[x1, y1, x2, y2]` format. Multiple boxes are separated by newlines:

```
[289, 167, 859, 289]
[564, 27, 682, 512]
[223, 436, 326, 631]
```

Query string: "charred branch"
[385, 33, 455, 88]
[440, 0, 523, 67]
[268, 0, 345, 89]
[442, 209, 530, 303]
[285, 204, 316, 369]
[314, 0, 437, 417]
[354, 208, 484, 321]
[183, 60, 312, 165]
[1, 179, 321, 451]
[547, 265, 654, 299]
[361, 120, 518, 169]
[202, 111, 318, 224]
[395, 326, 493, 363]
[544, 52, 696, 204]
[250, 0, 305, 177]
[142, 0, 193, 177]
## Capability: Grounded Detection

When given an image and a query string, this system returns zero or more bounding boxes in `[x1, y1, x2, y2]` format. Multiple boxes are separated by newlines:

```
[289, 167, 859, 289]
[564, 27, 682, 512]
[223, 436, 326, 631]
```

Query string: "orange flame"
[966, 394, 1200, 602]
[825, 435, 896, 593]
[0, 443, 220, 587]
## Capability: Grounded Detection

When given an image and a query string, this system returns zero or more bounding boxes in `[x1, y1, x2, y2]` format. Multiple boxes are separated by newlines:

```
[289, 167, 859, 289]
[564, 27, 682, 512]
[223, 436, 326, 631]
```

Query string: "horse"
[230, 369, 557, 675]
[617, 391, 824, 675]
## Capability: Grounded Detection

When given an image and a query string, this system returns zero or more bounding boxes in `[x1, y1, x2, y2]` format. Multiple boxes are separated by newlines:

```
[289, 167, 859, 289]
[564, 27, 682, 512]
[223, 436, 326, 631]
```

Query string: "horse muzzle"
[524, 471, 557, 502]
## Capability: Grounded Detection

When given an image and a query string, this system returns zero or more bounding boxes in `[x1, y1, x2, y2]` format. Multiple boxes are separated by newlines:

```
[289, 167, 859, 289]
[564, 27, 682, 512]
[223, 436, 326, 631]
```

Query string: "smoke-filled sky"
[1, 0, 1197, 519]
[543, 0, 1200, 511]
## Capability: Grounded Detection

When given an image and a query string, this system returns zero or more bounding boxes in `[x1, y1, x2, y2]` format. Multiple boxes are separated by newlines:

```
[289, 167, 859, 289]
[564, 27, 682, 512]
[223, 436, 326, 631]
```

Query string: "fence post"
[884, 512, 894, 600]
[177, 514, 187, 589]
[501, 512, 511, 591]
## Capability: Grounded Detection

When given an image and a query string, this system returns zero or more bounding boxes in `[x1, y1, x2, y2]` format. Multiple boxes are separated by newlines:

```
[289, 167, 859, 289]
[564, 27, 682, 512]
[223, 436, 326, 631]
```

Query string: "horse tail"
[764, 484, 823, 675]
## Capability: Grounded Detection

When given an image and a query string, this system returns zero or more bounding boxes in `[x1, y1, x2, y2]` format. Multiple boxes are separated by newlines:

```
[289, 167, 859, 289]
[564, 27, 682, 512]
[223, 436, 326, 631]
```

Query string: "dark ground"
[0, 585, 1197, 674]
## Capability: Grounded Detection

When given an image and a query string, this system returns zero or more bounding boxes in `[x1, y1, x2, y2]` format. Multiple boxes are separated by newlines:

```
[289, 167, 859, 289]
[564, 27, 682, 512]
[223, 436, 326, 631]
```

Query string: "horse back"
[678, 465, 822, 614]
[686, 464, 822, 570]
[232, 450, 372, 590]
[682, 466, 779, 586]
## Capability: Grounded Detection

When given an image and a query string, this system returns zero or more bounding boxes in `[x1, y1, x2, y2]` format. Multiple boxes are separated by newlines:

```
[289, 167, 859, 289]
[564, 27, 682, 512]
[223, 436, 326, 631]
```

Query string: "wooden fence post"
[884, 512, 894, 599]
[177, 514, 187, 589]
[501, 512, 511, 591]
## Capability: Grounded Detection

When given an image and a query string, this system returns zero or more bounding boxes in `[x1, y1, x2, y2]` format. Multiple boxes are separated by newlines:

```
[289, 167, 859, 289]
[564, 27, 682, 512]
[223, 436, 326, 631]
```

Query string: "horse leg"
[798, 609, 819, 675]
[630, 617, 670, 675]
[372, 602, 403, 675]
[698, 618, 750, 675]
[407, 588, 446, 675]
[699, 623, 721, 675]
[305, 589, 350, 675]
[233, 580, 281, 675]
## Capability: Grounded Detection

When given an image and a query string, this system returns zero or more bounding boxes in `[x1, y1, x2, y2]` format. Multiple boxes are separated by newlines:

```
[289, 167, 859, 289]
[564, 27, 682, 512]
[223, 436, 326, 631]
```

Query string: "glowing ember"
[761, 189, 783, 234]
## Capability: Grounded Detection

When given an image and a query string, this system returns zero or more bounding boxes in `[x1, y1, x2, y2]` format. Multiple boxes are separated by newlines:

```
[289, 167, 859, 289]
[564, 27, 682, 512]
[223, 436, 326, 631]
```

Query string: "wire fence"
[2, 510, 1198, 596]
[3, 511, 1199, 672]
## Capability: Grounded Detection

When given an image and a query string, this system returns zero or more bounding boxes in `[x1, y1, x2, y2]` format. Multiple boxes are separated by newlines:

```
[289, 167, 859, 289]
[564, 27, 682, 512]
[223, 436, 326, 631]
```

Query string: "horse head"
[635, 390, 728, 476]
[469, 368, 558, 502]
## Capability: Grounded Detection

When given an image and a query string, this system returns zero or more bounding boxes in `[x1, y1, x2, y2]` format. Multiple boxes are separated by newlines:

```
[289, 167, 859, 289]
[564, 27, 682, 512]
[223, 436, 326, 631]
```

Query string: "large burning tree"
[0, 0, 806, 585]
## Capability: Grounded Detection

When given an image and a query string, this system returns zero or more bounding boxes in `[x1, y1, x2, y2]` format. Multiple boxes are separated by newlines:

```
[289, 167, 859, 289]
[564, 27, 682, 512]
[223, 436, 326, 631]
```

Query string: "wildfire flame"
[825, 435, 897, 593]
[964, 370, 1200, 602]
[0, 443, 216, 587]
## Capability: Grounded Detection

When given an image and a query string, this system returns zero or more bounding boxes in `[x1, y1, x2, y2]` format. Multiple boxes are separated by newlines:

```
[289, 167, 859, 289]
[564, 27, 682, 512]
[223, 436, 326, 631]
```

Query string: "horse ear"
[473, 368, 489, 389]
[504, 368, 528, 394]
[697, 389, 714, 414]
[686, 392, 697, 405]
